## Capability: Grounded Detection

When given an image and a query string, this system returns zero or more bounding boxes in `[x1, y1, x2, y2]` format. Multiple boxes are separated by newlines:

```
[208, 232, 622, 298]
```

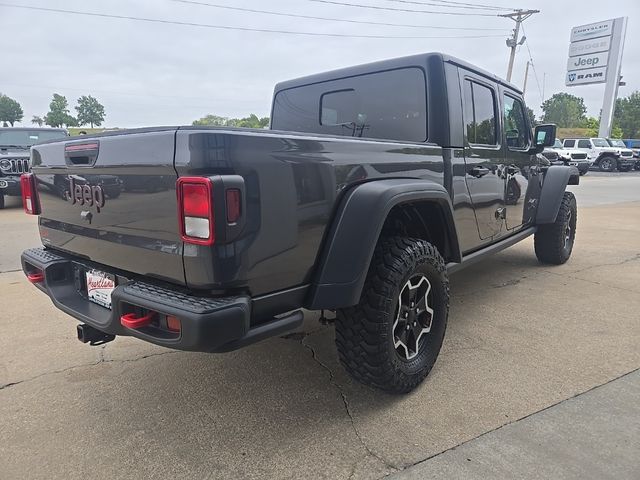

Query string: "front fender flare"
[307, 179, 459, 310]
[536, 166, 579, 224]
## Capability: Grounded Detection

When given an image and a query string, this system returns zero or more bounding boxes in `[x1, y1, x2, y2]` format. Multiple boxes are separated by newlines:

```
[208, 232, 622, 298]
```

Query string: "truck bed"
[32, 126, 446, 295]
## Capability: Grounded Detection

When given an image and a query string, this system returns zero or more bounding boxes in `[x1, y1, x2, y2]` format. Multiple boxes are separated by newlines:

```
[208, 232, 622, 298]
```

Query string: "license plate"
[86, 269, 116, 309]
[0, 180, 8, 189]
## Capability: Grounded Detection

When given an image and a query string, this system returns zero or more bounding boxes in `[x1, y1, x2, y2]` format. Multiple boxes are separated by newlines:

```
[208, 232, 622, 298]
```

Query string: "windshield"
[608, 139, 626, 147]
[553, 139, 563, 148]
[592, 138, 609, 147]
[0, 129, 67, 147]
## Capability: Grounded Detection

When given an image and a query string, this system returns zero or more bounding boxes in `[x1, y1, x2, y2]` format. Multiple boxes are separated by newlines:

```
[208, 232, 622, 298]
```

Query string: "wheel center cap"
[393, 275, 435, 360]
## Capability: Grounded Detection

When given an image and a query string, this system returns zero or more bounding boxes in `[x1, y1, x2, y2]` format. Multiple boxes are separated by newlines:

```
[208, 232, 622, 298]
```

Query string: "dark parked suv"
[21, 53, 577, 393]
[0, 127, 68, 208]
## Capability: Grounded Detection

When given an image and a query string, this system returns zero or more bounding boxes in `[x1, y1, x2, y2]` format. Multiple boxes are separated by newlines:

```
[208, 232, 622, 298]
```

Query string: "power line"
[0, 3, 506, 38]
[520, 24, 543, 104]
[382, 0, 510, 11]
[417, 0, 514, 9]
[171, 0, 509, 31]
[308, 0, 503, 16]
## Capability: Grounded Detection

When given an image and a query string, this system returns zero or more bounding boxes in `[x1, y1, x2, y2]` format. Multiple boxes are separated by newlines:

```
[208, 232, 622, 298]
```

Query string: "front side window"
[503, 95, 529, 149]
[463, 80, 497, 146]
[577, 139, 591, 148]
[272, 67, 427, 143]
[564, 139, 575, 147]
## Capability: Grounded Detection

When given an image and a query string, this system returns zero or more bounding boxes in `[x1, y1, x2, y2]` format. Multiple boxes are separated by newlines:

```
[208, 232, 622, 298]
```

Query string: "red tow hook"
[120, 312, 156, 329]
[27, 271, 45, 283]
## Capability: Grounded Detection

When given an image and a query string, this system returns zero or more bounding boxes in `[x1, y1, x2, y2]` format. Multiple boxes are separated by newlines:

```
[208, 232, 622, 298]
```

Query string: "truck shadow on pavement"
[49, 247, 553, 475]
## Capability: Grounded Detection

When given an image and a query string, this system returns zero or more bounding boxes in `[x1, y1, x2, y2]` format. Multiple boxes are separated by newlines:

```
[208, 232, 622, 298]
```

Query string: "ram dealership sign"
[565, 19, 621, 86]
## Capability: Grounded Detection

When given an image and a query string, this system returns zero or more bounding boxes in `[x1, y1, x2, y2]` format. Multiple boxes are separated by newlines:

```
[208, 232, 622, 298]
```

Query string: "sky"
[2, 0, 639, 128]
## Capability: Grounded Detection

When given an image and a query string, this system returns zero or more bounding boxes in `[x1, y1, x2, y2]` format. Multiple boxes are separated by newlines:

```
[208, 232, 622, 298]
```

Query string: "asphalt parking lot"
[1, 172, 639, 479]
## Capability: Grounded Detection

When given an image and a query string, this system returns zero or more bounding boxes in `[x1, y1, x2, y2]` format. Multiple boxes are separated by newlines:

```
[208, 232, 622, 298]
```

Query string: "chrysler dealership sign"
[569, 20, 613, 42]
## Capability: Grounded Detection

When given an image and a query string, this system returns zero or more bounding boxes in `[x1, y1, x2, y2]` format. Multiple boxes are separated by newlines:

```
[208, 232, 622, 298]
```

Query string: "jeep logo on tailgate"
[68, 177, 105, 212]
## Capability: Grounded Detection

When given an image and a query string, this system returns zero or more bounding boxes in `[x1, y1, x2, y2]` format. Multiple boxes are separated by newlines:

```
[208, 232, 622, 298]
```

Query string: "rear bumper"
[21, 247, 302, 352]
[0, 176, 22, 196]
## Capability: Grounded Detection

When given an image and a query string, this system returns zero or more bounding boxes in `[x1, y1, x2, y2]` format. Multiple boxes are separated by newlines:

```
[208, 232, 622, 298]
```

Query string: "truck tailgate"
[31, 129, 185, 286]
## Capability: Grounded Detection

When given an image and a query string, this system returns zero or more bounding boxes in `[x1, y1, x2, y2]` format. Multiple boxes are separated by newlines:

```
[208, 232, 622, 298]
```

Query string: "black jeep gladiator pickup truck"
[21, 53, 578, 393]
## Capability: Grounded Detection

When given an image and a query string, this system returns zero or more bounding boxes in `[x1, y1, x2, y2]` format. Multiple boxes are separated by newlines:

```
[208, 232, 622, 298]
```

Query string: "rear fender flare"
[307, 179, 460, 310]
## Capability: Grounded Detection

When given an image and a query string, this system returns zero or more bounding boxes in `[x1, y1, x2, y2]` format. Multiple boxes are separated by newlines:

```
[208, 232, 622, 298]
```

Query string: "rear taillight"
[20, 173, 41, 215]
[177, 177, 214, 245]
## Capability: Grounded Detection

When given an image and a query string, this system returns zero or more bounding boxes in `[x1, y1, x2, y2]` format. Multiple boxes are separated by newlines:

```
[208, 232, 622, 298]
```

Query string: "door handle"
[469, 166, 491, 178]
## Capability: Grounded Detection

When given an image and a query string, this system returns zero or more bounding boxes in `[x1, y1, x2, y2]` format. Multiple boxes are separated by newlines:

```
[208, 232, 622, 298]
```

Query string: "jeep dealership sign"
[565, 18, 624, 87]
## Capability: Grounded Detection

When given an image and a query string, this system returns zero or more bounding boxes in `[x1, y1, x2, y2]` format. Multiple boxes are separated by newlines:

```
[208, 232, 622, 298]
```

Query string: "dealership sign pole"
[565, 17, 628, 138]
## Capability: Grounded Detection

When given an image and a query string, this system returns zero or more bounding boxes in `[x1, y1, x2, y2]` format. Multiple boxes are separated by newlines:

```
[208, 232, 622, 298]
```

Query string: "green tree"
[192, 114, 269, 129]
[610, 125, 623, 139]
[235, 114, 270, 129]
[581, 116, 600, 137]
[75, 95, 105, 128]
[0, 93, 24, 126]
[192, 114, 230, 126]
[612, 91, 640, 138]
[31, 115, 45, 126]
[541, 93, 587, 128]
[45, 94, 77, 127]
[525, 106, 536, 126]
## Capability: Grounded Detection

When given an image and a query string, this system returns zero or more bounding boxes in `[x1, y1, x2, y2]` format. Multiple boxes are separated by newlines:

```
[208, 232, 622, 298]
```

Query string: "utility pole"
[522, 61, 530, 94]
[500, 9, 540, 82]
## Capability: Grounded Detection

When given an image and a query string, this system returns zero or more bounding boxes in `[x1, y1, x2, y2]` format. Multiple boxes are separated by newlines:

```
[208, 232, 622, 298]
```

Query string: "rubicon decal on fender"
[68, 177, 105, 212]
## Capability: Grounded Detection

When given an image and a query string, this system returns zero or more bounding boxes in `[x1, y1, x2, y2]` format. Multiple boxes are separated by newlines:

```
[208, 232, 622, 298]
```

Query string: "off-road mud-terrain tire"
[335, 237, 449, 394]
[598, 155, 616, 172]
[0, 193, 4, 209]
[534, 191, 577, 265]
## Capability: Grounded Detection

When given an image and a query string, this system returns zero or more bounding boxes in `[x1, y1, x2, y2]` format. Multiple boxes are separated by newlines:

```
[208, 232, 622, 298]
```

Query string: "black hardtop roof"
[274, 52, 522, 94]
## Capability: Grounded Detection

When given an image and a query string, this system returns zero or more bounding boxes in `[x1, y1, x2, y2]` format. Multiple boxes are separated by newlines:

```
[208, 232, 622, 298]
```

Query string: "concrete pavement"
[391, 369, 640, 480]
[1, 174, 639, 479]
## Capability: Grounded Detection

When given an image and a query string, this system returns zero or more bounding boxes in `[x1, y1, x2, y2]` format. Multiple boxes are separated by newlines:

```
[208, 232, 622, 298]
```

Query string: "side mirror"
[530, 124, 557, 154]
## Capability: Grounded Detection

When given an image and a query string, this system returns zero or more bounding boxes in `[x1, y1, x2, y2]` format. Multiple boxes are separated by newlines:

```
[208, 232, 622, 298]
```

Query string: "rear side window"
[503, 95, 530, 149]
[564, 139, 575, 147]
[463, 80, 497, 146]
[272, 68, 427, 142]
[577, 140, 591, 148]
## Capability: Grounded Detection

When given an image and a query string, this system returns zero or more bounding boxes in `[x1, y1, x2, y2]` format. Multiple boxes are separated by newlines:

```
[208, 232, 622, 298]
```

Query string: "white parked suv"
[563, 137, 634, 172]
[605, 139, 636, 171]
[544, 139, 591, 175]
